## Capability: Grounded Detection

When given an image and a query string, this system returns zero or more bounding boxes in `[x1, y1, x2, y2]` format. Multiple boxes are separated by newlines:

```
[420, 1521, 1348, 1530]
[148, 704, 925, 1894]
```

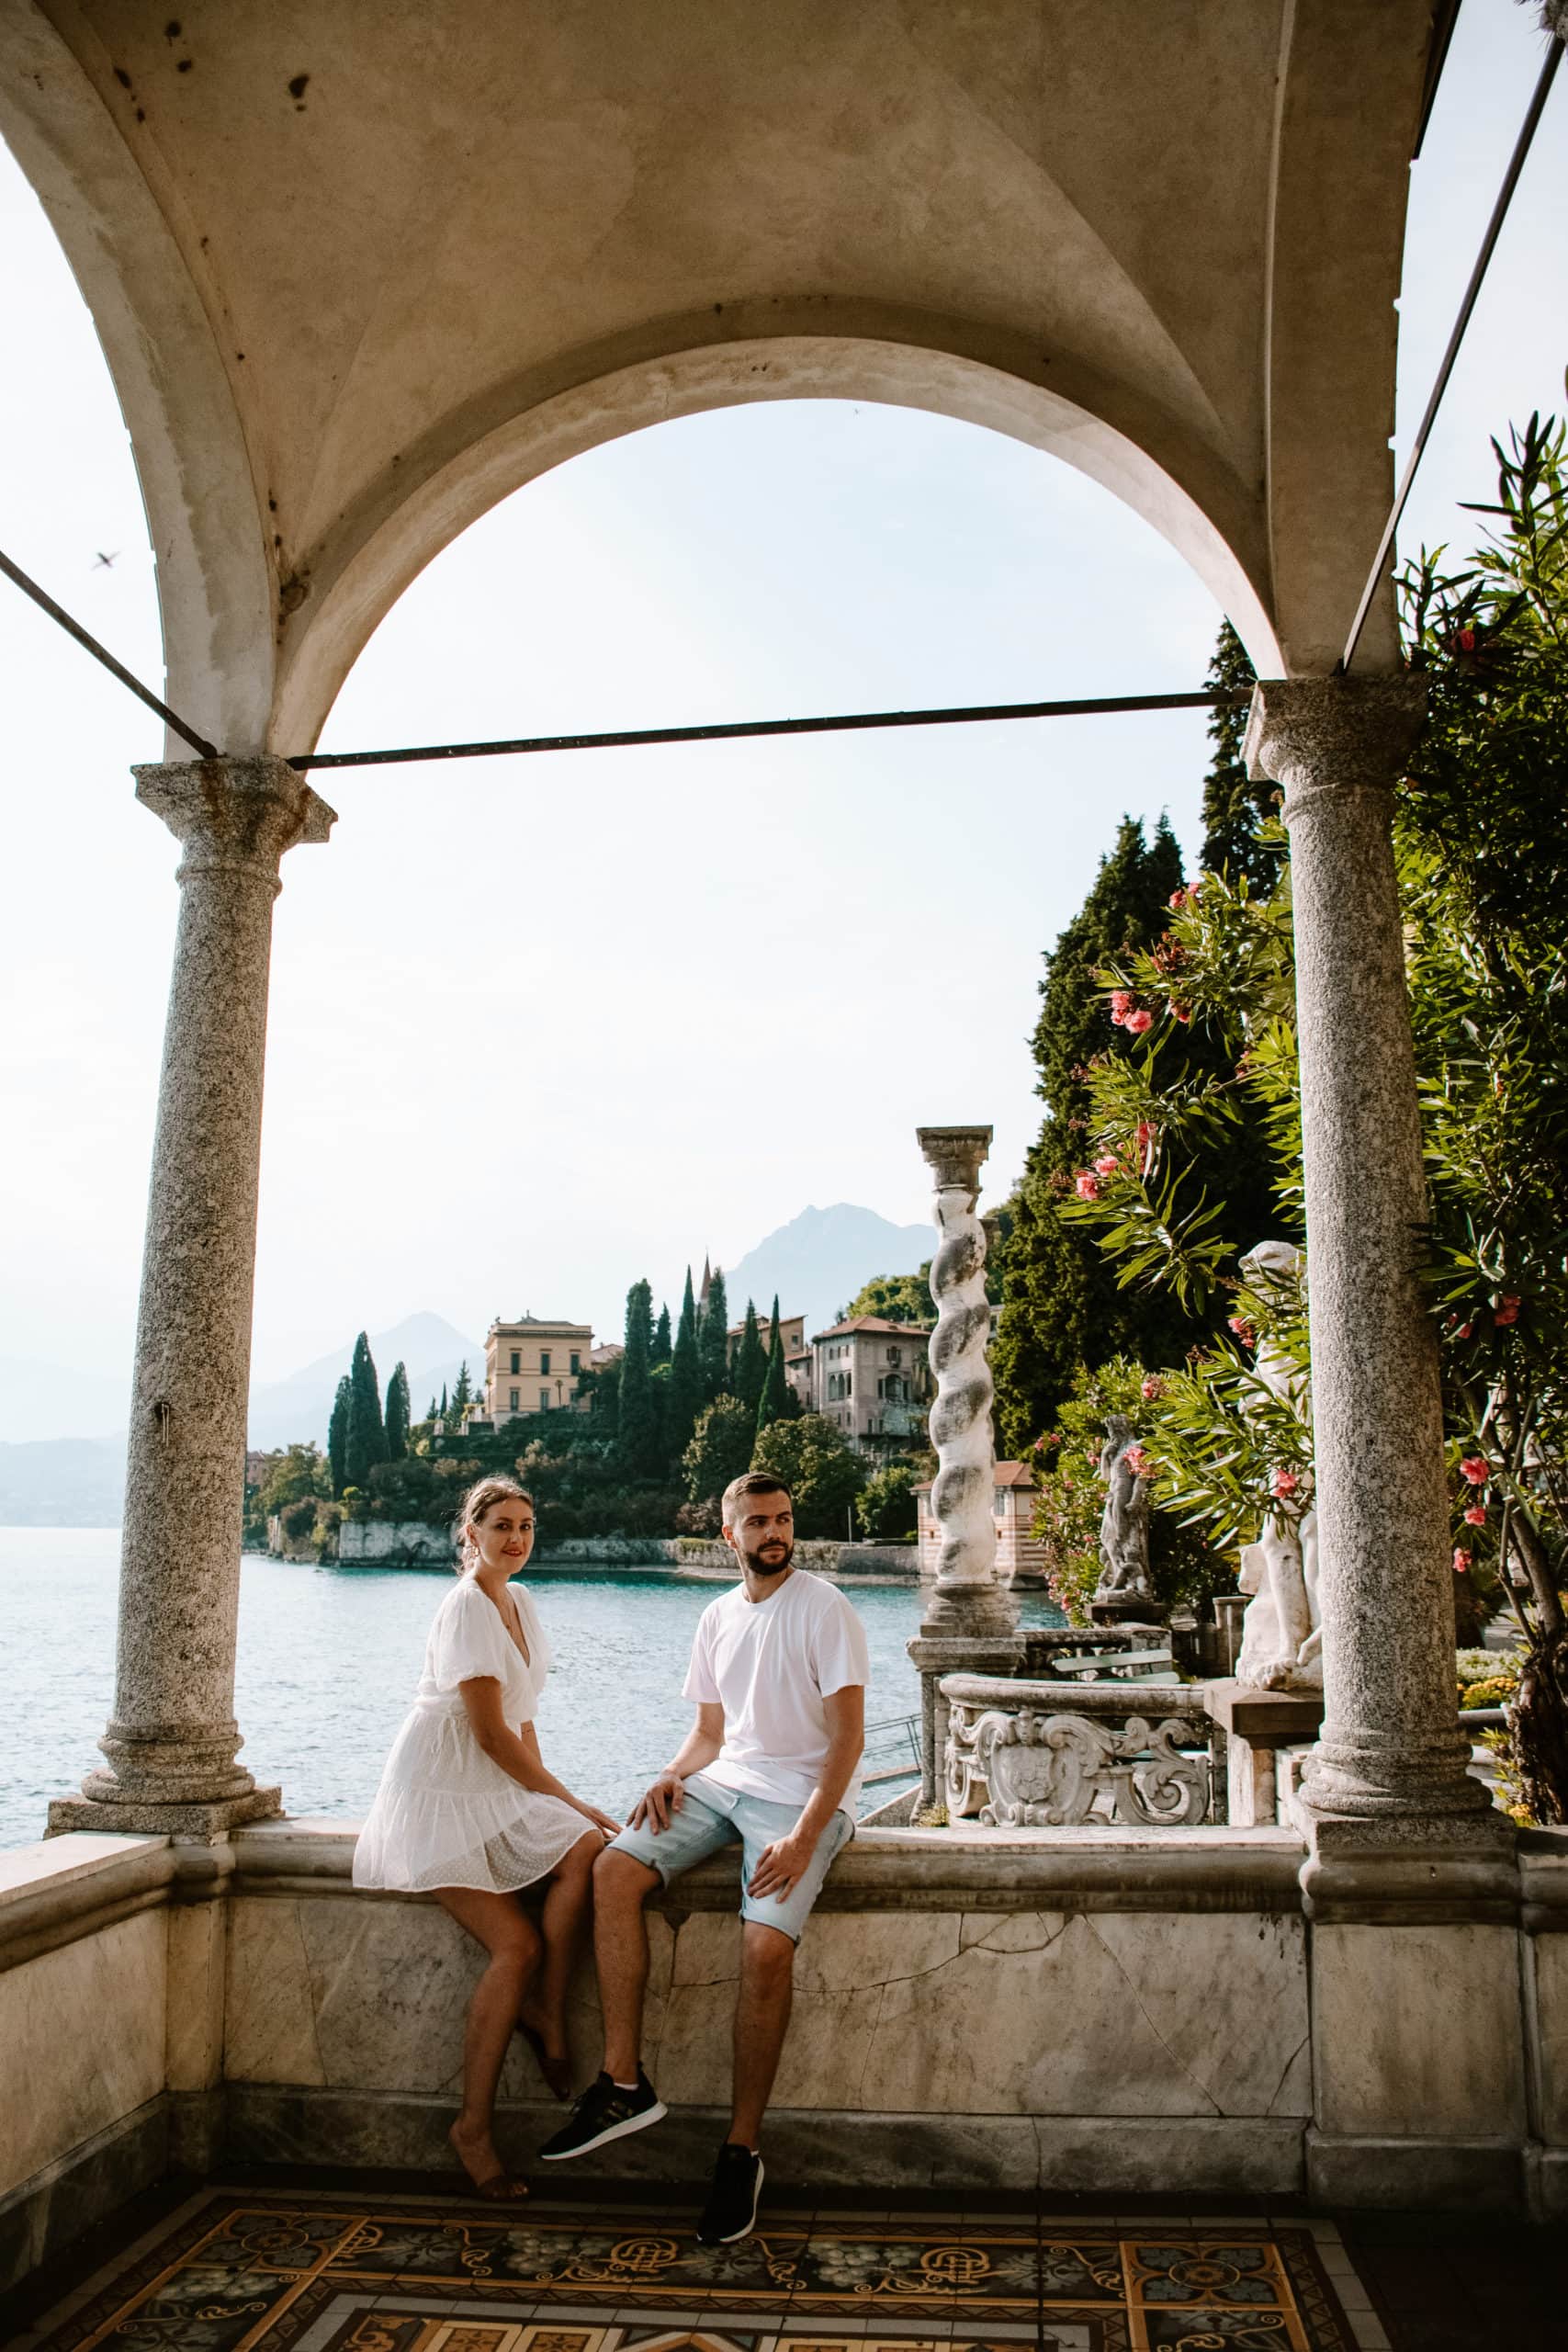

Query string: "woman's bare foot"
[448, 2115, 528, 2199]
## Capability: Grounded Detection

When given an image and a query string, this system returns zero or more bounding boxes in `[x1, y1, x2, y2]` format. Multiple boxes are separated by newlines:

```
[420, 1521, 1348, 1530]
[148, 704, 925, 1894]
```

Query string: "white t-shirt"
[682, 1568, 871, 1812]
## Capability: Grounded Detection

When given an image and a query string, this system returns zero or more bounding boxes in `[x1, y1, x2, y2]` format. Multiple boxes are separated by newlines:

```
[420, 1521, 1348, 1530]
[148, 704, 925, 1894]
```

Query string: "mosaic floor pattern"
[11, 2193, 1377, 2352]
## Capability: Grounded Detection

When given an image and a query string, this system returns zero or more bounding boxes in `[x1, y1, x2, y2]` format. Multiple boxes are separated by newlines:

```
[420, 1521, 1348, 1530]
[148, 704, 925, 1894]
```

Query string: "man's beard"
[740, 1536, 794, 1578]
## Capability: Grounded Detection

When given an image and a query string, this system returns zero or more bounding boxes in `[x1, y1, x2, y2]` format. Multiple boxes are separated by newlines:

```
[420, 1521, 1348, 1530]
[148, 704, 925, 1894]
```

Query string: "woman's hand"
[576, 1800, 623, 1838]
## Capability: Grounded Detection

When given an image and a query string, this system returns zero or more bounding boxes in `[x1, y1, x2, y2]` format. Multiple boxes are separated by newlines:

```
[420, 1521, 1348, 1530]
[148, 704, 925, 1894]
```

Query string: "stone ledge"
[0, 1836, 174, 1975]
[0, 2094, 170, 2298]
[1305, 2127, 1527, 2213]
[223, 2082, 1305, 2196]
[230, 1815, 1310, 1914]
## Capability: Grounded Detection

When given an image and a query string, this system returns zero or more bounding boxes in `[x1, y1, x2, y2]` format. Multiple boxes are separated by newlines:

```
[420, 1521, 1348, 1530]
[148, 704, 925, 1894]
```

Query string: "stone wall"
[336, 1520, 455, 1566]
[222, 1819, 1311, 2192]
[6, 1816, 1568, 2290]
[325, 1527, 925, 1579]
[0, 1837, 175, 2290]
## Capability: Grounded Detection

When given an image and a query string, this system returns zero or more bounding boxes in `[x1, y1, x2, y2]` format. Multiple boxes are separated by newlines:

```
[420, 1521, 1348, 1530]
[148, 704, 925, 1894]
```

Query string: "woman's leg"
[437, 1886, 541, 2189]
[522, 1830, 602, 2064]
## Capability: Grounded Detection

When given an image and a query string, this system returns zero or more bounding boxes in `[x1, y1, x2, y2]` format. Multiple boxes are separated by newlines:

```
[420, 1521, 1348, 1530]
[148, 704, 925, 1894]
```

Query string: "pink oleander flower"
[1463, 1503, 1486, 1527]
[1136, 1119, 1156, 1147]
[1459, 1454, 1489, 1486]
[1271, 1468, 1299, 1499]
[1109, 989, 1134, 1024]
[1094, 1154, 1120, 1176]
[1086, 1448, 1100, 1467]
[1168, 1001, 1192, 1023]
[1227, 1317, 1256, 1348]
[1494, 1295, 1520, 1327]
[1075, 1171, 1100, 1201]
[1452, 1547, 1472, 1574]
[1141, 1374, 1167, 1400]
[1168, 888, 1188, 910]
[1123, 1444, 1153, 1476]
[1124, 1007, 1154, 1036]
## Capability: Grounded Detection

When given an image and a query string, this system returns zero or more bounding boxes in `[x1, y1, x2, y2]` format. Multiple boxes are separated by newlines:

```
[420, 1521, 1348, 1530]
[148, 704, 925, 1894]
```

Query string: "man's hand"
[748, 1827, 818, 1902]
[631, 1770, 685, 1834]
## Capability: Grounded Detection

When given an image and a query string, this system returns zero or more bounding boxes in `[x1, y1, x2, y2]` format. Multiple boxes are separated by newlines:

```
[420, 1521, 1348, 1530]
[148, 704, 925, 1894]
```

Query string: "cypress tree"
[439, 1383, 449, 1419]
[384, 1362, 411, 1460]
[698, 1264, 730, 1398]
[425, 1395, 437, 1422]
[328, 1374, 351, 1498]
[756, 1295, 789, 1436]
[1198, 622, 1278, 888]
[615, 1278, 660, 1476]
[733, 1299, 768, 1416]
[667, 1268, 704, 1466]
[344, 1331, 388, 1488]
[650, 1304, 672, 1368]
[450, 1360, 474, 1417]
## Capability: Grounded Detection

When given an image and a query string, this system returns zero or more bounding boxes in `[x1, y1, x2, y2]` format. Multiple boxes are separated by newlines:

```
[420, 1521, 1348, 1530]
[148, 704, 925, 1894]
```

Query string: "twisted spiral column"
[917, 1125, 1015, 1636]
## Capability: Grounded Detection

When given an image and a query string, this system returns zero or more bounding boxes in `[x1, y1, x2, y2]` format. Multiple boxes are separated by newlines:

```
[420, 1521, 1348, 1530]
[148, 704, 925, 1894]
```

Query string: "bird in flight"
[92, 550, 118, 569]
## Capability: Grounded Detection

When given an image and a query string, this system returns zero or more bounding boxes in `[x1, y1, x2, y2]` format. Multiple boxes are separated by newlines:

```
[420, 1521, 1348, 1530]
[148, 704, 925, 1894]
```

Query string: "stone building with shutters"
[481, 1315, 593, 1423]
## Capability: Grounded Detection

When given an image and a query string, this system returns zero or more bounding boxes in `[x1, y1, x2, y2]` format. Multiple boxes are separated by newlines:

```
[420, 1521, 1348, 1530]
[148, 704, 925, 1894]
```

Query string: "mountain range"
[0, 1201, 935, 1522]
[719, 1202, 931, 1341]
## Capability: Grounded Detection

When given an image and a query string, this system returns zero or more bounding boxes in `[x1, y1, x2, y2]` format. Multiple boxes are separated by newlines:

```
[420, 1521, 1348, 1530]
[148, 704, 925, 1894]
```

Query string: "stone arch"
[0, 8, 274, 752]
[272, 320, 1283, 757]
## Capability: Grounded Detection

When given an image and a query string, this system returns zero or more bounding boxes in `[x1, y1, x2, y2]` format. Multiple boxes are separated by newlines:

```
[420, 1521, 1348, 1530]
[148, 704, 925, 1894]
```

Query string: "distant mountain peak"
[724, 1202, 931, 1343]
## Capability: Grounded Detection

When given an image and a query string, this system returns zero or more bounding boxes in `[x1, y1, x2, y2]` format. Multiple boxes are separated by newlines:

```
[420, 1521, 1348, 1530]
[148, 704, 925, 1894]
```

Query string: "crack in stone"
[1082, 1916, 1223, 2116]
[1264, 2027, 1311, 2115]
[855, 1980, 888, 2109]
[967, 1912, 1070, 1958]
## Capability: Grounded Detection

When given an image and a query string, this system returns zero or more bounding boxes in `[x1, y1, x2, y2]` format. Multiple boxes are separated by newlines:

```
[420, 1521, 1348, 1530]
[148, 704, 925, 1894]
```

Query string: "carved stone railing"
[941, 1673, 1215, 1827]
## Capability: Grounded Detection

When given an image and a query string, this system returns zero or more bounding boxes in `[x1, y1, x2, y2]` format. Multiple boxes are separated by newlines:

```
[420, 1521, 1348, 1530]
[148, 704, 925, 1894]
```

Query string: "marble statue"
[1096, 1414, 1154, 1603]
[1234, 1239, 1322, 1690]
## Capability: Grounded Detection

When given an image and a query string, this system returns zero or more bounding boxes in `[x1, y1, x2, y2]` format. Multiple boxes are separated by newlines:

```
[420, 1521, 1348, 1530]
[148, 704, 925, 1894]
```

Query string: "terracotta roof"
[811, 1316, 933, 1341]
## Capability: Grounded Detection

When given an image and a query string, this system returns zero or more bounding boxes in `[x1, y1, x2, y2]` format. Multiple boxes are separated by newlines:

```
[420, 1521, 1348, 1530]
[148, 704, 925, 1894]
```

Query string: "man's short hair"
[721, 1471, 793, 1527]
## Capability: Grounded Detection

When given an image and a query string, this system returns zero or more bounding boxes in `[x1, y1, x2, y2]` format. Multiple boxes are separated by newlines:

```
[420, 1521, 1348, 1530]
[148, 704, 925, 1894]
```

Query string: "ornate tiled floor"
[6, 2191, 1382, 2352]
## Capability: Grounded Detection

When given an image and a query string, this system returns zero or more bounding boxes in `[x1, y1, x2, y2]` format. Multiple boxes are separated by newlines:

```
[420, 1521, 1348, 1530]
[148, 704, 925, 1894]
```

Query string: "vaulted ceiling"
[0, 0, 1444, 753]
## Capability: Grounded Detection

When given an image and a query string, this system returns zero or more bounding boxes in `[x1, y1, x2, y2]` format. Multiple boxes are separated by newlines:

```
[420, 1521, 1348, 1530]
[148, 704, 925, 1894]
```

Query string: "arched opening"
[275, 332, 1281, 756]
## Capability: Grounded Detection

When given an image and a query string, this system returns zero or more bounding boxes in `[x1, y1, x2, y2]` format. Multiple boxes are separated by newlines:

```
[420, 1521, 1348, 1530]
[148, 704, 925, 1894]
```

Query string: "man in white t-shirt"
[539, 1470, 869, 2243]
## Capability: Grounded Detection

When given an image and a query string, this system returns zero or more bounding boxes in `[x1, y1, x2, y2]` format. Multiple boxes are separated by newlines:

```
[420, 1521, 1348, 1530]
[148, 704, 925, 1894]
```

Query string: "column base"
[919, 1582, 1019, 1637]
[47, 1785, 282, 1839]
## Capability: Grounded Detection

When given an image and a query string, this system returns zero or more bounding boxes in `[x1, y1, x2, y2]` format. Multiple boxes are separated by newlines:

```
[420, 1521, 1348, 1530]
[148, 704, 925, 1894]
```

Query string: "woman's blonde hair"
[454, 1476, 536, 1574]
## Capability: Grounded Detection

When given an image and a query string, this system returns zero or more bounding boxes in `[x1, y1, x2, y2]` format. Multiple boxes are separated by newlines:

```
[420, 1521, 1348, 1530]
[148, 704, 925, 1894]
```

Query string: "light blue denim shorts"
[606, 1771, 854, 1942]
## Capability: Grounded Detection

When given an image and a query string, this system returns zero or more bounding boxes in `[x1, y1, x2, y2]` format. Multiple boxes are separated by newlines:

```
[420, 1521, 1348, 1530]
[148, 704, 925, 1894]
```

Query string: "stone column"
[50, 757, 334, 1838]
[1245, 679, 1492, 1850]
[916, 1125, 1014, 1637]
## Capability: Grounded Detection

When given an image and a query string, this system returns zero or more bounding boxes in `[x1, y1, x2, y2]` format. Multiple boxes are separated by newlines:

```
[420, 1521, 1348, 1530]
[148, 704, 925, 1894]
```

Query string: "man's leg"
[728, 1921, 795, 2147]
[593, 1845, 661, 2085]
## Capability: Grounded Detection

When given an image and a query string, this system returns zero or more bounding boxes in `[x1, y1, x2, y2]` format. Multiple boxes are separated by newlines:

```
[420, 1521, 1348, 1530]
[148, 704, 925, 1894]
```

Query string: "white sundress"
[353, 1573, 586, 1894]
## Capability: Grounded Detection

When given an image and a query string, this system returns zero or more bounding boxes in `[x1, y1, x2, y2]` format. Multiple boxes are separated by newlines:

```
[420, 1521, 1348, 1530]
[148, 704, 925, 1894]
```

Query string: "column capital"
[917, 1124, 992, 1201]
[1243, 675, 1427, 813]
[133, 754, 336, 885]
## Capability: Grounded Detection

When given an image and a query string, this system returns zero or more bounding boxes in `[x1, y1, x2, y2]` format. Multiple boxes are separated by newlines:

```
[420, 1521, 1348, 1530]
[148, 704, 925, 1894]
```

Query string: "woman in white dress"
[355, 1475, 619, 2199]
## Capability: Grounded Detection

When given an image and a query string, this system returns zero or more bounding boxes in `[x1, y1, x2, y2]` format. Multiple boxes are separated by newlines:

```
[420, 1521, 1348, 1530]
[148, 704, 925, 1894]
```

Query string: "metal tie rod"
[1341, 24, 1563, 673]
[288, 689, 1248, 772]
[0, 547, 218, 759]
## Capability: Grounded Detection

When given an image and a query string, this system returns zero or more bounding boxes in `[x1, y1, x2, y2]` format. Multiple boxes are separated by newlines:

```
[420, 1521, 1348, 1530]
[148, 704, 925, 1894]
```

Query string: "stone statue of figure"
[1235, 1238, 1323, 1690]
[1096, 1414, 1153, 1600]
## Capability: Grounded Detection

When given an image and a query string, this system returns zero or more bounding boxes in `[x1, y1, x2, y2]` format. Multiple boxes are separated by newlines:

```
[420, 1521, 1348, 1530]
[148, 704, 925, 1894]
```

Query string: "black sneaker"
[536, 2068, 666, 2161]
[696, 2142, 764, 2245]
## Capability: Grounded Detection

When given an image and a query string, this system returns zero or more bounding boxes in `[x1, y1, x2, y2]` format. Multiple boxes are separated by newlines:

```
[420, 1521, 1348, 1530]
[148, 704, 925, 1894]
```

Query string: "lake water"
[0, 1526, 1062, 1849]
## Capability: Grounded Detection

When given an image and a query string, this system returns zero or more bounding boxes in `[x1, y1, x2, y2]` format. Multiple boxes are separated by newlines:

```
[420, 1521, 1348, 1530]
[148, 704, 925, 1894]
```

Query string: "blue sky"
[2, 0, 1564, 1414]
